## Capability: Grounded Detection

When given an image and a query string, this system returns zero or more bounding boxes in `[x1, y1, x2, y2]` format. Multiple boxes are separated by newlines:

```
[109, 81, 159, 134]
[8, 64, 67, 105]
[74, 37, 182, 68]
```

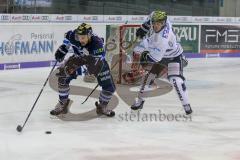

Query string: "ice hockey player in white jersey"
[131, 10, 193, 115]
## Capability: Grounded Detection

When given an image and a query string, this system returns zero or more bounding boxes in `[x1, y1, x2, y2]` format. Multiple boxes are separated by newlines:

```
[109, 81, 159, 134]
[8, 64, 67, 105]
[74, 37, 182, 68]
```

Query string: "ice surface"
[0, 58, 240, 160]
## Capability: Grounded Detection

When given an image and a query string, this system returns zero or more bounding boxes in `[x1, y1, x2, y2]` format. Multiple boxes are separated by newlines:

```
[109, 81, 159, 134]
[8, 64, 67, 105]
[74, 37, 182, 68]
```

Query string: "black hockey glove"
[64, 55, 87, 76]
[140, 51, 149, 64]
[55, 44, 68, 62]
[140, 51, 154, 71]
[136, 27, 147, 39]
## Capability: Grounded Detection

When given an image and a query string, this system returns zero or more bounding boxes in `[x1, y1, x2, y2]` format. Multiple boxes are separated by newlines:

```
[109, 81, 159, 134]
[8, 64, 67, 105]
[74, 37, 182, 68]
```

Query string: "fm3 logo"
[204, 28, 240, 43]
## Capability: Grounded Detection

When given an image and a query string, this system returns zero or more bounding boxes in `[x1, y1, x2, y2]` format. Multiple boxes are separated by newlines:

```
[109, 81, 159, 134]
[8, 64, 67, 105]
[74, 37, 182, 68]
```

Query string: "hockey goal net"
[105, 24, 145, 84]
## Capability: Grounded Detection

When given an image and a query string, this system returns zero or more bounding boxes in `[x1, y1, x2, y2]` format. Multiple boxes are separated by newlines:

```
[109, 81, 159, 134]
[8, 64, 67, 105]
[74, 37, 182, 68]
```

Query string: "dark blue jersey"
[60, 29, 115, 93]
[63, 30, 105, 58]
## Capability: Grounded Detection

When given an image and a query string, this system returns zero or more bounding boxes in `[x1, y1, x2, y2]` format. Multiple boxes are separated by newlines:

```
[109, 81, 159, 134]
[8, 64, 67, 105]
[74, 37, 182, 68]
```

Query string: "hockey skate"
[95, 101, 115, 117]
[183, 104, 193, 115]
[131, 98, 145, 110]
[50, 99, 73, 116]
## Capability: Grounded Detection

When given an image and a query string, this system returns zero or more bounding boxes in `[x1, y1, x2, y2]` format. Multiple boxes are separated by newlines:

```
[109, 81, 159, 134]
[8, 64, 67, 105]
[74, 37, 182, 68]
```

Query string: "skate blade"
[97, 115, 110, 118]
[97, 112, 115, 118]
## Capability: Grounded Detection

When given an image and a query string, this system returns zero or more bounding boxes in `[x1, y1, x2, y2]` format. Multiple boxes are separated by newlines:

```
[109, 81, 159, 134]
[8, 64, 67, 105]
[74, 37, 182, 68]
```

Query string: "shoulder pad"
[92, 35, 104, 45]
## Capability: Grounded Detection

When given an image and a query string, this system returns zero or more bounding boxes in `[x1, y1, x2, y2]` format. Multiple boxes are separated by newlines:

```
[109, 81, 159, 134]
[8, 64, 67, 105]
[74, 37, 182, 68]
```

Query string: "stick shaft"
[82, 37, 139, 104]
[21, 61, 57, 130]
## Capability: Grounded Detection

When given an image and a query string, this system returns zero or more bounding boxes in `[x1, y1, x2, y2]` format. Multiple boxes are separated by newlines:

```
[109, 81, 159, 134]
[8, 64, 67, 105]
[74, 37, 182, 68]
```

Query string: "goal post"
[105, 24, 144, 84]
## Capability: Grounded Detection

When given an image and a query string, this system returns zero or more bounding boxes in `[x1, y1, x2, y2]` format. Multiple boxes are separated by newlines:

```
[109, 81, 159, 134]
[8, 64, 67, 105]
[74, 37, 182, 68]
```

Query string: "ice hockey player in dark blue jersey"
[50, 23, 115, 117]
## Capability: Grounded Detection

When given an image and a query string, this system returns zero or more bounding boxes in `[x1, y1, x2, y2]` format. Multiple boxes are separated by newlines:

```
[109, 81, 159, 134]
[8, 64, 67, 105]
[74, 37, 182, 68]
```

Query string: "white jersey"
[134, 18, 183, 62]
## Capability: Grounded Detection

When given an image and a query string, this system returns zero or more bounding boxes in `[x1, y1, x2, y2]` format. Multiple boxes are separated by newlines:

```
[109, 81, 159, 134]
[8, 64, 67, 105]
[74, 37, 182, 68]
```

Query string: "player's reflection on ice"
[48, 69, 172, 121]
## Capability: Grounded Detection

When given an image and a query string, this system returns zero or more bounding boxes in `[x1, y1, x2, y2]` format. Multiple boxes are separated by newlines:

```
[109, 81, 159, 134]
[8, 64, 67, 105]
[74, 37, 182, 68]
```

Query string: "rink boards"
[1, 15, 240, 70]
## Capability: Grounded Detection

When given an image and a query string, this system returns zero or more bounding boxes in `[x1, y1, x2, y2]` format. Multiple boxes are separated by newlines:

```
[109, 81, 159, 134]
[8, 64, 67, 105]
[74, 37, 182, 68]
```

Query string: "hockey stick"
[81, 37, 139, 104]
[16, 61, 58, 132]
[81, 57, 120, 104]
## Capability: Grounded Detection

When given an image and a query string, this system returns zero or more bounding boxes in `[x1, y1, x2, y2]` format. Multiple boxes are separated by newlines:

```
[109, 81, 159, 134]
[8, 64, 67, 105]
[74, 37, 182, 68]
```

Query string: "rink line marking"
[0, 108, 56, 117]
[186, 63, 240, 72]
[0, 90, 55, 98]
[0, 87, 14, 92]
[0, 80, 42, 86]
